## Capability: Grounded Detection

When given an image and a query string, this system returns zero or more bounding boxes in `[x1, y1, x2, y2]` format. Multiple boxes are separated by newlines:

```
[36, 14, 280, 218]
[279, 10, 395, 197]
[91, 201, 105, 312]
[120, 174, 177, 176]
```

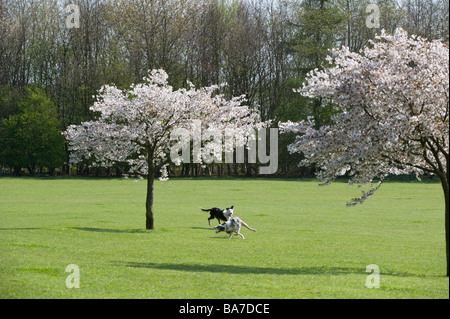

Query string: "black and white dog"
[201, 206, 234, 226]
[214, 217, 257, 239]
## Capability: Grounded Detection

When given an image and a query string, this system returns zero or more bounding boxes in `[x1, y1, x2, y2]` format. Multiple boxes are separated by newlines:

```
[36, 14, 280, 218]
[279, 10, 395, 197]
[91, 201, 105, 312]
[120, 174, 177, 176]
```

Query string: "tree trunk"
[446, 195, 449, 277]
[146, 171, 155, 230]
[442, 177, 449, 277]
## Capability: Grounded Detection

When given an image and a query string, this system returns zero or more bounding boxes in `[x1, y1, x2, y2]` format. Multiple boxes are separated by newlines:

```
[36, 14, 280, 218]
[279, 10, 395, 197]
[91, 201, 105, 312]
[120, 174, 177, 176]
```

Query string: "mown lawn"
[0, 177, 448, 298]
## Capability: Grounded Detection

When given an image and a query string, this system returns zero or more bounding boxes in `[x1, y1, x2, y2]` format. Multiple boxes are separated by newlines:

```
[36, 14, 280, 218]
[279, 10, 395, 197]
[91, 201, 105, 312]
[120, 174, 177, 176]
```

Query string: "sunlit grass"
[0, 177, 448, 298]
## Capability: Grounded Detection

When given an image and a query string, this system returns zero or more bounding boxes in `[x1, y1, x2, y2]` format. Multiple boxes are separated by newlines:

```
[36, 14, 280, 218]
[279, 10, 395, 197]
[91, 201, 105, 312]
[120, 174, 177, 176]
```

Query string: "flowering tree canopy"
[279, 29, 449, 275]
[65, 69, 264, 178]
[64, 69, 266, 229]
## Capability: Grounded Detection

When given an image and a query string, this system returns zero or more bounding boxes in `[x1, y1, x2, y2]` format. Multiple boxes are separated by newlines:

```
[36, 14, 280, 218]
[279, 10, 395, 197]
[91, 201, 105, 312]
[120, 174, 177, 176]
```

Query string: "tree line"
[1, 0, 448, 177]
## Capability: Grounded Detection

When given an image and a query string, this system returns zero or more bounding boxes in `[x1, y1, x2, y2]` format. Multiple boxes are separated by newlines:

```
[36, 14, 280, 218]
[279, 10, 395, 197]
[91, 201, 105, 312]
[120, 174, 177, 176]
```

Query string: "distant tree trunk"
[146, 170, 155, 230]
[14, 167, 21, 176]
[27, 165, 35, 176]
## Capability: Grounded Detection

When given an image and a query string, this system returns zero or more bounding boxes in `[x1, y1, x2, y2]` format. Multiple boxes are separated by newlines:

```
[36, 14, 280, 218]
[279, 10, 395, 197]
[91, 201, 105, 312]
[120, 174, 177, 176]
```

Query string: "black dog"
[201, 206, 234, 226]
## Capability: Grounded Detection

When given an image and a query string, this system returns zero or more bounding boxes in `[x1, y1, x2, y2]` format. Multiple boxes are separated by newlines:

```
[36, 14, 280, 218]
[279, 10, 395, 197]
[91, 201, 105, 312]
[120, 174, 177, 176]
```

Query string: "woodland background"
[0, 0, 448, 177]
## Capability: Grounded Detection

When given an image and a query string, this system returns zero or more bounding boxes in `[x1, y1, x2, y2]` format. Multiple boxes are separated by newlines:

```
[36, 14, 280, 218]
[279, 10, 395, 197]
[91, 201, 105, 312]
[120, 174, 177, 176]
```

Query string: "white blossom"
[64, 69, 269, 180]
[280, 29, 449, 205]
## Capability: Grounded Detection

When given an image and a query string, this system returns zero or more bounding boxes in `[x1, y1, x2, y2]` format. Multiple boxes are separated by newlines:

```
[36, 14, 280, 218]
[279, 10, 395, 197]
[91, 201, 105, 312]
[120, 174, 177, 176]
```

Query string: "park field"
[0, 177, 448, 299]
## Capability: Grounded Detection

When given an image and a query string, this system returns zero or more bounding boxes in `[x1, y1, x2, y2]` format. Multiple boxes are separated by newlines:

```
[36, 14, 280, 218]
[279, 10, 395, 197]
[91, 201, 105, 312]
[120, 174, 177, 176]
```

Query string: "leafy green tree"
[0, 87, 65, 175]
[288, 0, 343, 128]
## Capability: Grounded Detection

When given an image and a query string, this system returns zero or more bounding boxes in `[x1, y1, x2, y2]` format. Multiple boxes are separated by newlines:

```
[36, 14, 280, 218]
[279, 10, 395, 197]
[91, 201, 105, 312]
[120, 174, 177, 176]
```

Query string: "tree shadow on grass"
[117, 261, 446, 278]
[118, 261, 359, 276]
[0, 227, 41, 231]
[70, 227, 149, 234]
[0, 227, 149, 233]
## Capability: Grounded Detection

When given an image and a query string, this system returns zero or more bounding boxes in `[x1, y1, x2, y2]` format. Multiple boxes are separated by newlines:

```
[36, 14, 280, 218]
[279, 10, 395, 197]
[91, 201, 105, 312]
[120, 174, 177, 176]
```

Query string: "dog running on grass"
[201, 206, 233, 226]
[214, 217, 257, 239]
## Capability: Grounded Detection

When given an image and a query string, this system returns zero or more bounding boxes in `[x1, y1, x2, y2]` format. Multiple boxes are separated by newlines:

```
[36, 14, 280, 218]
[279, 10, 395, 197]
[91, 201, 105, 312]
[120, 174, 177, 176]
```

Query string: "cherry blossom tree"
[279, 29, 449, 276]
[64, 69, 265, 229]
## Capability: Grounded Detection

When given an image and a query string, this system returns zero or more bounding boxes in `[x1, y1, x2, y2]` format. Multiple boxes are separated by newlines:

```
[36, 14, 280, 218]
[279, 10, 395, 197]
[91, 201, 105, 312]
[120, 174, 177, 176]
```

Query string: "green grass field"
[0, 177, 448, 298]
